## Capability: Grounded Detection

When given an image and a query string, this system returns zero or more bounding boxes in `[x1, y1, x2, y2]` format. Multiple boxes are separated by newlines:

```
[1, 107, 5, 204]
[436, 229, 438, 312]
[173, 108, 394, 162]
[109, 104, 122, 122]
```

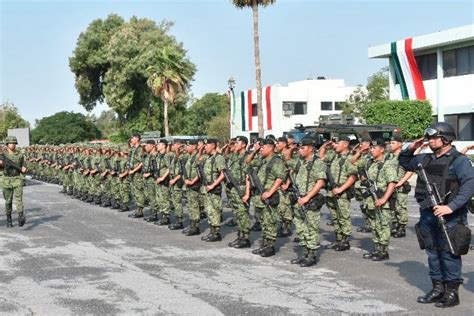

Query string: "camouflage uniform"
[154, 151, 172, 223]
[388, 152, 410, 235]
[129, 145, 145, 215]
[183, 150, 201, 234]
[142, 151, 158, 217]
[168, 152, 188, 227]
[354, 153, 372, 232]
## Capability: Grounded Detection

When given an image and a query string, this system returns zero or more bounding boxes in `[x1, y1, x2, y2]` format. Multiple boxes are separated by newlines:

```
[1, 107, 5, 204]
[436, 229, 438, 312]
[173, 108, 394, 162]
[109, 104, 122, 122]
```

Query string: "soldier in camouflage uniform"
[245, 139, 264, 232]
[388, 135, 413, 238]
[290, 137, 327, 267]
[128, 134, 145, 218]
[200, 138, 226, 242]
[275, 137, 294, 238]
[167, 139, 188, 230]
[226, 136, 252, 248]
[0, 136, 28, 227]
[154, 139, 172, 225]
[246, 138, 286, 257]
[182, 139, 202, 235]
[320, 136, 358, 251]
[142, 140, 159, 221]
[362, 139, 399, 261]
[118, 147, 132, 212]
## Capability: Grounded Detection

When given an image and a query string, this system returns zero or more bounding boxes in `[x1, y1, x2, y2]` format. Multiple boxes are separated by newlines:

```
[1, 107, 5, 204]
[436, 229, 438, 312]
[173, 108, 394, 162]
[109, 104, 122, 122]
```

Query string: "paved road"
[0, 179, 473, 315]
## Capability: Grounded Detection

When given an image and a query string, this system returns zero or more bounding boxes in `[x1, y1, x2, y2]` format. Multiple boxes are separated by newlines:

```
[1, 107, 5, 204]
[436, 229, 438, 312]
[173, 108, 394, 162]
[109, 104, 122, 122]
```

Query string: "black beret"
[265, 134, 276, 141]
[277, 137, 288, 143]
[338, 135, 351, 142]
[145, 139, 156, 145]
[205, 138, 218, 145]
[287, 133, 295, 139]
[158, 139, 168, 145]
[236, 136, 248, 144]
[186, 139, 198, 145]
[261, 138, 276, 146]
[360, 135, 372, 142]
[372, 138, 387, 147]
[390, 135, 403, 142]
[173, 139, 182, 144]
[299, 137, 314, 146]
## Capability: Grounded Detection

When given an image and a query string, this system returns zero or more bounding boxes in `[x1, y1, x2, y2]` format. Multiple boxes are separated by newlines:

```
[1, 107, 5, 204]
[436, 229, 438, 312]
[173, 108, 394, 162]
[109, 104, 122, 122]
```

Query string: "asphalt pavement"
[0, 179, 473, 315]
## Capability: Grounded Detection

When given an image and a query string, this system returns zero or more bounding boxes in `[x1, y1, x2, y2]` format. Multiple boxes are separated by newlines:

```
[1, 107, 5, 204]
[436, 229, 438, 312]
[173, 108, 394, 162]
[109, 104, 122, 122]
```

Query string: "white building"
[229, 78, 357, 139]
[368, 24, 474, 149]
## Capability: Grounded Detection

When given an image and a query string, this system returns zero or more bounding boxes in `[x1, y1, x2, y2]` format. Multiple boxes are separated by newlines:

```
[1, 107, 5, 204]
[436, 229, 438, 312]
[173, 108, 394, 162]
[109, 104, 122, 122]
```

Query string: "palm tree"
[232, 0, 276, 137]
[147, 47, 194, 137]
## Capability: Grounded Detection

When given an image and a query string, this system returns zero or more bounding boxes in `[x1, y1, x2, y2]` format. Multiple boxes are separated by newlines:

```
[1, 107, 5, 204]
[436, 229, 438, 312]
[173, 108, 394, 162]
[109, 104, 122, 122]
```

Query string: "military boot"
[372, 245, 389, 261]
[250, 221, 262, 232]
[169, 217, 184, 230]
[300, 249, 317, 267]
[335, 236, 350, 251]
[86, 194, 94, 203]
[101, 196, 111, 207]
[206, 226, 222, 242]
[435, 282, 460, 308]
[155, 214, 170, 226]
[393, 225, 406, 238]
[6, 215, 13, 228]
[252, 239, 267, 255]
[60, 187, 67, 194]
[119, 202, 130, 212]
[390, 223, 399, 236]
[234, 235, 251, 249]
[228, 231, 241, 247]
[146, 213, 159, 222]
[129, 207, 144, 218]
[417, 279, 445, 304]
[363, 244, 379, 259]
[278, 220, 292, 238]
[186, 221, 201, 236]
[225, 218, 237, 227]
[110, 198, 119, 209]
[18, 213, 26, 227]
[260, 240, 276, 257]
[325, 233, 341, 249]
[201, 227, 215, 241]
[291, 247, 308, 264]
[94, 195, 101, 205]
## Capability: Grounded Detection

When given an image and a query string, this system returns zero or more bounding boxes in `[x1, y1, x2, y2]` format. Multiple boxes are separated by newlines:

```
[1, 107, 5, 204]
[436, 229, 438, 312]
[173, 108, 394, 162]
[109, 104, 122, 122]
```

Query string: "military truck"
[285, 123, 401, 148]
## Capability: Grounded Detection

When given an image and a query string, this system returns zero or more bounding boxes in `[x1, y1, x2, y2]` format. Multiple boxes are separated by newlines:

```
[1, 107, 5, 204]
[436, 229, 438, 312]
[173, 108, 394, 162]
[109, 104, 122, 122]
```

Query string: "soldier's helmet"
[5, 136, 18, 144]
[424, 122, 456, 142]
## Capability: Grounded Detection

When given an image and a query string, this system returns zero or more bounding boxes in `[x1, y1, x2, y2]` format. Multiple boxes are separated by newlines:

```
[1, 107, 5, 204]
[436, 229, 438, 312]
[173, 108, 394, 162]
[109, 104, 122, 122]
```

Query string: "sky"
[1, 0, 473, 125]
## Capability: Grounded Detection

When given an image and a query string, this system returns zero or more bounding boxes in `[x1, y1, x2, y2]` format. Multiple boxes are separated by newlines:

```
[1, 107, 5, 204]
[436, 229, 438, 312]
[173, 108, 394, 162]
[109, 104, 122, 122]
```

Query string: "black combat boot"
[85, 194, 94, 203]
[234, 236, 251, 249]
[201, 227, 214, 241]
[94, 195, 101, 205]
[278, 220, 292, 238]
[260, 241, 276, 257]
[145, 213, 159, 222]
[186, 221, 201, 236]
[18, 213, 26, 227]
[6, 215, 13, 228]
[228, 231, 241, 247]
[119, 202, 130, 212]
[60, 187, 67, 194]
[325, 233, 341, 250]
[300, 249, 317, 267]
[225, 218, 237, 227]
[155, 214, 170, 226]
[390, 223, 399, 236]
[101, 196, 111, 207]
[169, 217, 184, 230]
[206, 227, 222, 242]
[252, 239, 267, 255]
[291, 247, 308, 264]
[435, 282, 460, 308]
[372, 245, 389, 261]
[363, 244, 379, 259]
[293, 236, 300, 243]
[335, 236, 350, 251]
[250, 221, 262, 231]
[393, 225, 406, 238]
[417, 279, 445, 304]
[129, 207, 144, 218]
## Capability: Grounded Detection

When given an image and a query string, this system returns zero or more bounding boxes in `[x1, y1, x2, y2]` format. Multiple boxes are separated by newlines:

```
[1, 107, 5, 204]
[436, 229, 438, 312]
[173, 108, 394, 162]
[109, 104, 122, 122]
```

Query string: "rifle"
[223, 167, 249, 206]
[247, 167, 275, 211]
[417, 162, 456, 255]
[0, 153, 23, 173]
[196, 164, 211, 196]
[325, 165, 342, 218]
[288, 171, 307, 221]
[151, 158, 158, 179]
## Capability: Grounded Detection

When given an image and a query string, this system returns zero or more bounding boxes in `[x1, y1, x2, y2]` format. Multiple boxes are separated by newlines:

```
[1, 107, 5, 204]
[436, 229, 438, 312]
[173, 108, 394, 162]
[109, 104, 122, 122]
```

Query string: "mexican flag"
[239, 87, 273, 132]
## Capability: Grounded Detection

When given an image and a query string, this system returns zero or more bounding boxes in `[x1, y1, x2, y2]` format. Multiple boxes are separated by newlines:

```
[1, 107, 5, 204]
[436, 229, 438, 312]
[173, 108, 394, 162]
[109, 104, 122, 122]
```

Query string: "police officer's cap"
[236, 136, 248, 144]
[299, 137, 314, 147]
[390, 135, 403, 142]
[371, 138, 386, 147]
[205, 138, 218, 145]
[277, 137, 287, 144]
[5, 136, 18, 144]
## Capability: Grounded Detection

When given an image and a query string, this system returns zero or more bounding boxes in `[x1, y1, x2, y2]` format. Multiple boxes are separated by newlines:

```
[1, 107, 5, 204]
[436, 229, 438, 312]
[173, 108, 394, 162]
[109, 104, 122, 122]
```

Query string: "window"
[443, 45, 474, 77]
[282, 101, 307, 115]
[334, 102, 345, 111]
[415, 53, 437, 80]
[321, 101, 333, 111]
[443, 114, 474, 141]
[251, 103, 257, 117]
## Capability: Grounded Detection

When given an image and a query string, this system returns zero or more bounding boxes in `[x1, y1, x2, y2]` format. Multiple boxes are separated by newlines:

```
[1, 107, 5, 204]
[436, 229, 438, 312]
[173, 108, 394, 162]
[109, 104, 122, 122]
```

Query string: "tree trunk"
[164, 99, 170, 137]
[252, 0, 264, 137]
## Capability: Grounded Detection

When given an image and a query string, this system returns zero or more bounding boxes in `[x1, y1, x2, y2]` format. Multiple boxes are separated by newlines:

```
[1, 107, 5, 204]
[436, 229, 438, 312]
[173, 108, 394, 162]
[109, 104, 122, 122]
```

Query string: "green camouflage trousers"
[293, 206, 306, 242]
[299, 209, 321, 250]
[131, 173, 145, 207]
[110, 177, 121, 201]
[155, 184, 170, 215]
[326, 196, 352, 238]
[204, 191, 223, 227]
[120, 178, 131, 204]
[1, 176, 24, 215]
[144, 177, 157, 214]
[262, 205, 278, 242]
[391, 191, 408, 226]
[279, 190, 293, 222]
[367, 208, 391, 246]
[228, 186, 250, 236]
[186, 188, 201, 221]
[170, 188, 184, 219]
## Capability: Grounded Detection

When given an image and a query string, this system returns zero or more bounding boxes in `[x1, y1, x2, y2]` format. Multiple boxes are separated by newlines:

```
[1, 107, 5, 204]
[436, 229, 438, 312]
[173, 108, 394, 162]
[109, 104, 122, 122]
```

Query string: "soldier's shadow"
[385, 260, 430, 292]
[21, 214, 63, 231]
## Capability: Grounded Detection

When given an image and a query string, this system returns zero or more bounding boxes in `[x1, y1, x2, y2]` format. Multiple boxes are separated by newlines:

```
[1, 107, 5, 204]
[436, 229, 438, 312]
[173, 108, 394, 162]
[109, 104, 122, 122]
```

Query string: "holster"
[266, 191, 280, 207]
[448, 223, 471, 256]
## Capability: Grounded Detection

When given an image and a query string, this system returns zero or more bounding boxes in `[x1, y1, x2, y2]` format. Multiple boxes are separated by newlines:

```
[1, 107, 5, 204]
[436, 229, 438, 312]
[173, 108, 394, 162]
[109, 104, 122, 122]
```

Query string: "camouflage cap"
[5, 136, 18, 144]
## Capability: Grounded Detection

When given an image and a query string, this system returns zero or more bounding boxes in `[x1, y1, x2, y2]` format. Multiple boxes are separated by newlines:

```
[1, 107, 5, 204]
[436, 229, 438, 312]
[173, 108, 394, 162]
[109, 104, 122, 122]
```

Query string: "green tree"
[0, 102, 30, 139]
[344, 67, 389, 117]
[232, 0, 276, 137]
[182, 93, 229, 135]
[31, 111, 101, 144]
[69, 14, 195, 136]
[361, 100, 432, 140]
[206, 114, 230, 142]
[87, 109, 120, 138]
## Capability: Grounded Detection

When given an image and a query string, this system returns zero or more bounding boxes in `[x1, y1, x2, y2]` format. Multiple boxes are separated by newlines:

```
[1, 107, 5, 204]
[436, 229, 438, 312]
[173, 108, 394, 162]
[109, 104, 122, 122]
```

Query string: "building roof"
[368, 24, 474, 58]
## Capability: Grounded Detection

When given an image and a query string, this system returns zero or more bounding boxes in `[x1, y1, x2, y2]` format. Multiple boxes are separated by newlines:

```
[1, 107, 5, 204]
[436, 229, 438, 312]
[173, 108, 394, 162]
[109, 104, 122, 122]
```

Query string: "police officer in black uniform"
[399, 122, 474, 308]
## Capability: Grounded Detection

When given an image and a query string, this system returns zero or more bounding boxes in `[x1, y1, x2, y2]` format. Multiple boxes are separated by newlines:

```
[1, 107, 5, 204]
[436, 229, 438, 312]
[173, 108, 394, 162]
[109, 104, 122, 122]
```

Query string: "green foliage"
[87, 110, 120, 138]
[206, 114, 230, 142]
[232, 0, 277, 8]
[0, 102, 30, 139]
[344, 67, 389, 117]
[69, 14, 195, 136]
[181, 93, 229, 135]
[31, 112, 101, 145]
[361, 100, 433, 140]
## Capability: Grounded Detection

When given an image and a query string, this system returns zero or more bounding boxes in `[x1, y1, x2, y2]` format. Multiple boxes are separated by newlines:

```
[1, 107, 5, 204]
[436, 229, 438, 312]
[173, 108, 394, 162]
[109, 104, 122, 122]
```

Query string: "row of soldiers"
[23, 132, 413, 267]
